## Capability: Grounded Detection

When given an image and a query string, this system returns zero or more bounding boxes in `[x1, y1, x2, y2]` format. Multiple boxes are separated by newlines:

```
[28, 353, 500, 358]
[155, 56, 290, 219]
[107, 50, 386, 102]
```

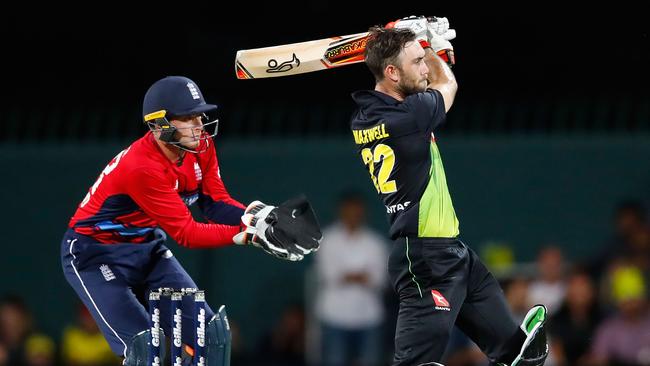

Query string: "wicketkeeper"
[60, 76, 322, 365]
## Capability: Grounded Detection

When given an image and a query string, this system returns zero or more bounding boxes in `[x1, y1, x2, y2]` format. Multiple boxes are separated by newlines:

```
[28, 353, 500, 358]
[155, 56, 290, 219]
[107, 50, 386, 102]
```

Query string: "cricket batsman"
[349, 17, 549, 366]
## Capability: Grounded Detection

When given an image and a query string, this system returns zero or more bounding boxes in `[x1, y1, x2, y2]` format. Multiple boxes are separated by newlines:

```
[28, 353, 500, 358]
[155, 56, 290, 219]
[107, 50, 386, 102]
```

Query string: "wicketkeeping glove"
[233, 195, 322, 261]
[265, 195, 322, 255]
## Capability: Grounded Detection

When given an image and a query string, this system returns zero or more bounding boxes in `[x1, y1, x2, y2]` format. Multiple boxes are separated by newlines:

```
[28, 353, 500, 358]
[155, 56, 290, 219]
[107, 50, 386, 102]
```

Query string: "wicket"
[148, 288, 207, 366]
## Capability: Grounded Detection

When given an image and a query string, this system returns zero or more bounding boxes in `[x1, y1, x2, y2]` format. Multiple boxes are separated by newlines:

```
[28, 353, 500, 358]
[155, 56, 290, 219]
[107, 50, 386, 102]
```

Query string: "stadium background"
[1, 3, 648, 366]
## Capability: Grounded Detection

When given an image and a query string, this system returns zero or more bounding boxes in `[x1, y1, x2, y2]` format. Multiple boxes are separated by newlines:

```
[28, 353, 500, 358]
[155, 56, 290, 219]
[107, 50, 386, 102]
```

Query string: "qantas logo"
[431, 290, 450, 311]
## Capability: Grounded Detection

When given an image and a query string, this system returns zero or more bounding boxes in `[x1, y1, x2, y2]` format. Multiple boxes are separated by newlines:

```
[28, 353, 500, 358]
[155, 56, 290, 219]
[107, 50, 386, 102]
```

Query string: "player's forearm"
[199, 195, 246, 225]
[425, 48, 457, 111]
[170, 219, 240, 248]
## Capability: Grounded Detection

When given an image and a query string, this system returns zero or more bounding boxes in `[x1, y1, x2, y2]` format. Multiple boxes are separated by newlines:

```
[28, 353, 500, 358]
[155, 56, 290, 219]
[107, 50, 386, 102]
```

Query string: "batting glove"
[386, 15, 431, 50]
[427, 16, 456, 66]
[427, 16, 456, 41]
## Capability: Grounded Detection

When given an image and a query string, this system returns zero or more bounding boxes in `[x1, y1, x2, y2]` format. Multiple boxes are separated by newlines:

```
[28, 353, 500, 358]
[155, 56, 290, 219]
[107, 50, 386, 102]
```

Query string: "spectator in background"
[588, 265, 650, 366]
[548, 267, 603, 366]
[257, 304, 306, 366]
[625, 225, 650, 274]
[24, 334, 55, 366]
[0, 295, 55, 366]
[589, 200, 649, 281]
[528, 246, 566, 316]
[314, 191, 389, 366]
[0, 297, 23, 365]
[441, 327, 488, 366]
[61, 303, 120, 366]
[509, 274, 559, 366]
[504, 276, 531, 324]
[0, 295, 31, 365]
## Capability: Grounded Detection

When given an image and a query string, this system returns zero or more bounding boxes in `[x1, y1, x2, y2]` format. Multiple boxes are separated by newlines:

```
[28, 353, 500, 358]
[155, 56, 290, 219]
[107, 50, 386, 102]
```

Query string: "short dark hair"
[364, 26, 416, 82]
[0, 294, 29, 314]
[337, 189, 365, 206]
[616, 199, 647, 220]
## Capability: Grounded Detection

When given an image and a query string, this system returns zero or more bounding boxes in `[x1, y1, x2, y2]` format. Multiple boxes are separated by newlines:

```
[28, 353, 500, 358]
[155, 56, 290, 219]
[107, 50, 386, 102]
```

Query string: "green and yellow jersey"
[350, 89, 459, 239]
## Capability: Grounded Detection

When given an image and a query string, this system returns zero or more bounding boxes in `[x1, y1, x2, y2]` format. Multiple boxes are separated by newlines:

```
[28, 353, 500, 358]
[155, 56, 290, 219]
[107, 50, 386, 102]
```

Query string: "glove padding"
[264, 195, 322, 256]
[385, 15, 456, 66]
[234, 195, 322, 261]
[427, 16, 456, 66]
[386, 15, 430, 49]
[234, 201, 300, 261]
[426, 16, 456, 41]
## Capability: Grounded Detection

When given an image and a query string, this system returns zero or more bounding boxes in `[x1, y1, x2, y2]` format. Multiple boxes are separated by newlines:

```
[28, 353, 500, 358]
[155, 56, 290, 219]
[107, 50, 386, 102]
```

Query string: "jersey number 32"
[361, 144, 397, 194]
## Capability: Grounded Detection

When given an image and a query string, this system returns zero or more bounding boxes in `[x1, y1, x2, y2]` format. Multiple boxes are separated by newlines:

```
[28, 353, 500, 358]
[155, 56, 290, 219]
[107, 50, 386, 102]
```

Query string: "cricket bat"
[235, 32, 369, 79]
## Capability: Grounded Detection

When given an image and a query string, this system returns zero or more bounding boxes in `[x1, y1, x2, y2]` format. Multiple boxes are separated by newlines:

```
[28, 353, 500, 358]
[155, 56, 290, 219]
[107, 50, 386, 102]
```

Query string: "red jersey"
[69, 132, 245, 248]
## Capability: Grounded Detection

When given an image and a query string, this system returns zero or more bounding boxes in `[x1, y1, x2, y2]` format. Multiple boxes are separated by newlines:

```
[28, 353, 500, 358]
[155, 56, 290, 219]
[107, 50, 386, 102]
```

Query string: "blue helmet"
[142, 76, 219, 151]
[142, 76, 217, 121]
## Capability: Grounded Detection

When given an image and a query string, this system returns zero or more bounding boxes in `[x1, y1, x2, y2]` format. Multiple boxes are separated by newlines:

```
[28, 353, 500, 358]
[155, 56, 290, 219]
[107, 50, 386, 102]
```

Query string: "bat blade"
[235, 32, 369, 79]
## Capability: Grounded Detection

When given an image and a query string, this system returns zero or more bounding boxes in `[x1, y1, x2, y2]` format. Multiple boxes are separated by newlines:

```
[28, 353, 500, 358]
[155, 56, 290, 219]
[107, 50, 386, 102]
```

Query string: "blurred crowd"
[2, 199, 649, 366]
[0, 298, 119, 366]
[439, 199, 650, 366]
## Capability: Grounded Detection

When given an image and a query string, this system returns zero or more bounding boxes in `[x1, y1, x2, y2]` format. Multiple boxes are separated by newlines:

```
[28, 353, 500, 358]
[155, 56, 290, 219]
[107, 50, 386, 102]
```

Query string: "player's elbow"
[436, 81, 457, 112]
[171, 227, 193, 248]
[449, 77, 458, 94]
[176, 236, 192, 248]
[447, 79, 458, 111]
